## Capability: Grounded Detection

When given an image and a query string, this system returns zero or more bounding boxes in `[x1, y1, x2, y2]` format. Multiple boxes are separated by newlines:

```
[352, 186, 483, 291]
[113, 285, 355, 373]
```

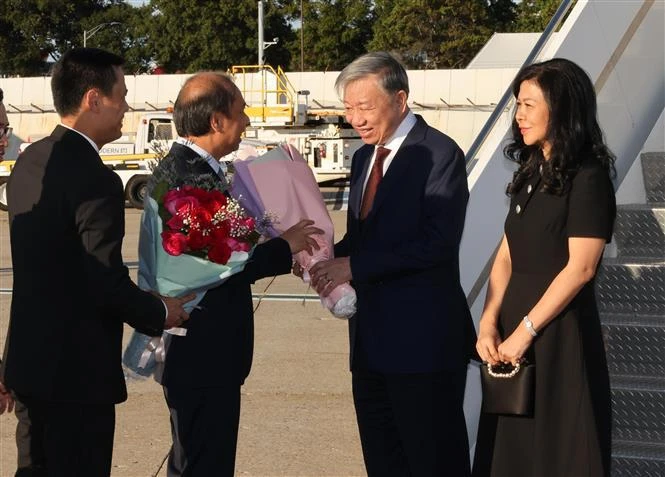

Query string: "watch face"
[523, 316, 537, 336]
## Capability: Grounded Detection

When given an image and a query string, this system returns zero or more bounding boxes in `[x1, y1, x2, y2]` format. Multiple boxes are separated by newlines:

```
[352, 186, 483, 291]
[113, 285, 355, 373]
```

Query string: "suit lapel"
[362, 115, 428, 223]
[170, 143, 222, 181]
[350, 146, 373, 215]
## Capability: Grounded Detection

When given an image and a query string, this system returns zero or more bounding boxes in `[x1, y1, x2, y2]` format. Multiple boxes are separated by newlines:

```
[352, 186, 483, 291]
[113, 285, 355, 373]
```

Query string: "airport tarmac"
[0, 208, 366, 476]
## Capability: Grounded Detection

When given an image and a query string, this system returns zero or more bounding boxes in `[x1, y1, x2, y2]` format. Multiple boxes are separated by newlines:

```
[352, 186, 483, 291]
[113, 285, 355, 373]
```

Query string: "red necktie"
[360, 146, 391, 220]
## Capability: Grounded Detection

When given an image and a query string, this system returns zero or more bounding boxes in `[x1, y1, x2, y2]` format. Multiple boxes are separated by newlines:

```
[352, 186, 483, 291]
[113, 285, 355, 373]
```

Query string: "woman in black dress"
[473, 58, 616, 477]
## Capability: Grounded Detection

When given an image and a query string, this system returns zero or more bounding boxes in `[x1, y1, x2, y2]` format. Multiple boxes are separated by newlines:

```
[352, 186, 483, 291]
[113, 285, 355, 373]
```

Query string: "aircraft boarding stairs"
[597, 151, 665, 475]
[460, 2, 665, 475]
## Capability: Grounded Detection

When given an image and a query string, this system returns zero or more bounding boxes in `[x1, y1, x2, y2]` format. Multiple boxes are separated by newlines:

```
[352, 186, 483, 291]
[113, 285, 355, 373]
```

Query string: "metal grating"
[596, 262, 665, 315]
[605, 153, 665, 477]
[602, 324, 665, 375]
[613, 207, 665, 259]
[612, 457, 665, 477]
[641, 152, 665, 204]
[611, 388, 665, 436]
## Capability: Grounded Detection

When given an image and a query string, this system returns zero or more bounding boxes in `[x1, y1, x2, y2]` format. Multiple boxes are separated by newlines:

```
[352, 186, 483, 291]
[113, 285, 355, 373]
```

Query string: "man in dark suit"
[1, 48, 192, 477]
[310, 52, 475, 476]
[152, 72, 322, 477]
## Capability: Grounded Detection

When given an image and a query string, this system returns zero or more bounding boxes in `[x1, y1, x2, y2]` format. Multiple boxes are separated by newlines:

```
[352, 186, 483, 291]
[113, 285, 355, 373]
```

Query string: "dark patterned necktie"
[360, 146, 391, 220]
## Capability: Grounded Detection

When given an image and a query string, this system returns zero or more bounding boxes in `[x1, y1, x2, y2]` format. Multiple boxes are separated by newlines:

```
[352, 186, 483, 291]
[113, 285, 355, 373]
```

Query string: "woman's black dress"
[473, 160, 616, 477]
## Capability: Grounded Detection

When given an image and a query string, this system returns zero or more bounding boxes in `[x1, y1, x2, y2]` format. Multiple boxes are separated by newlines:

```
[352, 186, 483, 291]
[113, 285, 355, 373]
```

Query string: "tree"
[145, 0, 295, 73]
[513, 0, 565, 32]
[81, 4, 154, 74]
[0, 0, 119, 76]
[288, 0, 375, 72]
[369, 0, 491, 69]
[487, 0, 518, 33]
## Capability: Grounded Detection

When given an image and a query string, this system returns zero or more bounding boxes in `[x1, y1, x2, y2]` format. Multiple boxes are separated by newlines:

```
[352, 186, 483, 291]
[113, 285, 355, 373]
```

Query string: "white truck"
[1, 65, 362, 211]
[0, 112, 176, 210]
[233, 64, 363, 184]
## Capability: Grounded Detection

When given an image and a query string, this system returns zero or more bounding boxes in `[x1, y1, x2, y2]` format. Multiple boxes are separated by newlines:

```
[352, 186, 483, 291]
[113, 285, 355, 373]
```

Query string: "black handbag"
[480, 361, 535, 416]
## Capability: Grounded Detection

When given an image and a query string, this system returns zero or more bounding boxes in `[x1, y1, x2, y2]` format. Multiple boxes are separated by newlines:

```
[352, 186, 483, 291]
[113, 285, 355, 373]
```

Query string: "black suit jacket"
[335, 115, 476, 373]
[1, 125, 165, 404]
[154, 143, 293, 388]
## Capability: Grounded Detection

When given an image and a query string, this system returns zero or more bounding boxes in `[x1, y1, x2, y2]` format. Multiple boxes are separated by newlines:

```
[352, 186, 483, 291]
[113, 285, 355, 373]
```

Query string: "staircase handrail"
[465, 0, 575, 173]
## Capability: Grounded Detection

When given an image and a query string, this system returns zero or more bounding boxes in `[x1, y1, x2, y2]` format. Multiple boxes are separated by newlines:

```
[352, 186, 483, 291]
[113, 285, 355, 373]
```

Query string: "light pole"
[300, 0, 304, 72]
[257, 0, 278, 65]
[83, 22, 122, 47]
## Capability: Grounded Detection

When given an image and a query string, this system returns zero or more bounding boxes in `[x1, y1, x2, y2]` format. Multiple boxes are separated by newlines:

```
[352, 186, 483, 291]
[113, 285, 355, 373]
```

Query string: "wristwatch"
[523, 315, 538, 337]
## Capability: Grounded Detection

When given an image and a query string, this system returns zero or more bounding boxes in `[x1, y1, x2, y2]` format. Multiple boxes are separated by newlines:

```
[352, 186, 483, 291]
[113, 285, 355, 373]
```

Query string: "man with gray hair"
[310, 52, 475, 476]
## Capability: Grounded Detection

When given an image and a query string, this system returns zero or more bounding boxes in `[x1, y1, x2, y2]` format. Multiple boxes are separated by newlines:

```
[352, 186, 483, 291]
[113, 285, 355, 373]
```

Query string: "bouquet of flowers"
[123, 160, 265, 378]
[230, 144, 356, 319]
[157, 184, 260, 264]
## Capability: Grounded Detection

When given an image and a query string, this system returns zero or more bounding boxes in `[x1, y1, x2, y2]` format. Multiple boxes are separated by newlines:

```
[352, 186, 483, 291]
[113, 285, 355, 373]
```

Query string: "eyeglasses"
[0, 126, 11, 139]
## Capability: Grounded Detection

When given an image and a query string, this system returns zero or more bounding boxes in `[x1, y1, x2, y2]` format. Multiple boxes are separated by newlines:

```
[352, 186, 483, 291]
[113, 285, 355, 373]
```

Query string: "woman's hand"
[497, 325, 534, 366]
[476, 319, 502, 365]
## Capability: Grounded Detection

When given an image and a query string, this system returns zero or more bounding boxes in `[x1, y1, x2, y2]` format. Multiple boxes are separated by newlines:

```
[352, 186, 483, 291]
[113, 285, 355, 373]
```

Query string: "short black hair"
[0, 88, 3, 103]
[51, 48, 124, 116]
[173, 73, 239, 137]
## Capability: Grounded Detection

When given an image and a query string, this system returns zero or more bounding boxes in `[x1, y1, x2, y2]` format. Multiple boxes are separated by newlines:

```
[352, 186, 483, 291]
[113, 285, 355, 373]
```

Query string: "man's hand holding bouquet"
[123, 162, 266, 377]
[230, 144, 357, 319]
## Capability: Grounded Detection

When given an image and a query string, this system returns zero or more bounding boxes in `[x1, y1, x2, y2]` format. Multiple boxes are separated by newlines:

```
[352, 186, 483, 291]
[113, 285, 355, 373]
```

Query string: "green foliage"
[0, 0, 571, 77]
[0, 0, 121, 76]
[287, 0, 375, 72]
[487, 0, 518, 32]
[369, 0, 492, 69]
[513, 0, 564, 32]
[146, 0, 295, 73]
[81, 4, 153, 74]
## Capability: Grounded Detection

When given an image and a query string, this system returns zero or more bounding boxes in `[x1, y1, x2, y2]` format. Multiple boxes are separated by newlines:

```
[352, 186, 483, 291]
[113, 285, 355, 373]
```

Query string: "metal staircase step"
[596, 261, 665, 315]
[611, 386, 665, 444]
[641, 152, 665, 204]
[606, 152, 664, 477]
[613, 205, 665, 259]
[601, 320, 665, 378]
[613, 439, 665, 461]
[612, 442, 665, 477]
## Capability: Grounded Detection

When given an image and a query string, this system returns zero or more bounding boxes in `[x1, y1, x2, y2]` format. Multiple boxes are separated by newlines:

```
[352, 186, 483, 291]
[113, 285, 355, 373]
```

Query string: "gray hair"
[335, 51, 409, 98]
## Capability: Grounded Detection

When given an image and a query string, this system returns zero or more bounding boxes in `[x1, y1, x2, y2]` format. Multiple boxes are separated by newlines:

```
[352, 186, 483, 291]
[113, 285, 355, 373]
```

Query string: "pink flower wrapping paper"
[231, 144, 356, 318]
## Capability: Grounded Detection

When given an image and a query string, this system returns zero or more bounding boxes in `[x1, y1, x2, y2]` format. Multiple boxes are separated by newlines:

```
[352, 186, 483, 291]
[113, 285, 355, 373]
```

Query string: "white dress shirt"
[175, 137, 227, 177]
[361, 111, 417, 197]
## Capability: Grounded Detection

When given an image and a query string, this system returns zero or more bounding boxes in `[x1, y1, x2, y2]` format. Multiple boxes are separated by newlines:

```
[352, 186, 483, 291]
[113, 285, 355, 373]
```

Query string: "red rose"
[187, 228, 210, 250]
[163, 188, 186, 205]
[161, 231, 188, 256]
[165, 195, 199, 216]
[203, 190, 228, 213]
[189, 206, 213, 229]
[188, 187, 210, 202]
[210, 222, 231, 242]
[208, 242, 232, 264]
[166, 214, 185, 231]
